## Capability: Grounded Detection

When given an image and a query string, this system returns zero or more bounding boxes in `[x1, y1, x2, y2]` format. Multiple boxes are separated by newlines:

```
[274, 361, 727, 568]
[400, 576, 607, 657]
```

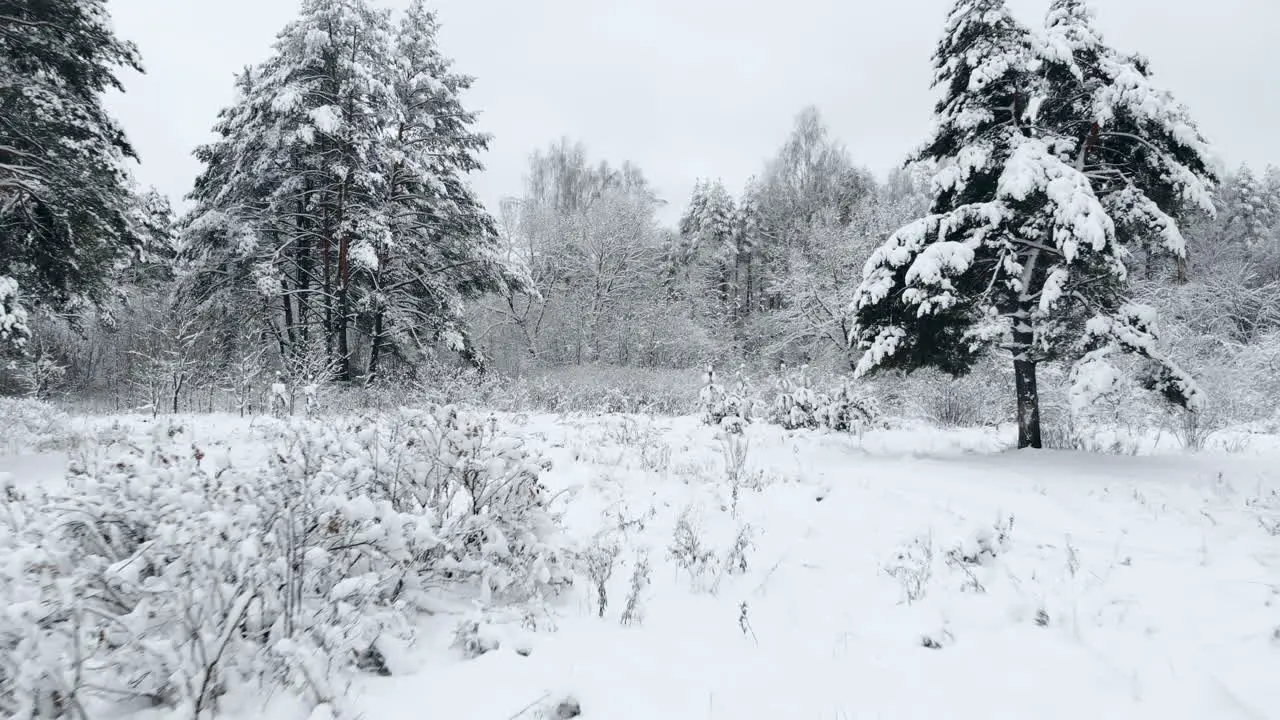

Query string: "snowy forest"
[3, 0, 1280, 718]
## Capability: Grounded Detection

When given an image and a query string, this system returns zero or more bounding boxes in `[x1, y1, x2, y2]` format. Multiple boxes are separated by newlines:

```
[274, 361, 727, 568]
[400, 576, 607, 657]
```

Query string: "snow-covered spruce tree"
[665, 181, 708, 298]
[117, 186, 179, 290]
[1219, 167, 1275, 250]
[732, 179, 766, 319]
[183, 0, 521, 384]
[850, 0, 1215, 448]
[671, 180, 739, 321]
[0, 0, 143, 349]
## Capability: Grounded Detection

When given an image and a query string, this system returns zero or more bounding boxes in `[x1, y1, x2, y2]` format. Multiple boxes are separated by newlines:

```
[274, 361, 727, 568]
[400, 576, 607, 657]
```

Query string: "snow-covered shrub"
[0, 396, 72, 454]
[668, 508, 716, 587]
[335, 407, 571, 603]
[1038, 358, 1173, 454]
[15, 343, 67, 400]
[885, 534, 934, 604]
[0, 275, 31, 350]
[769, 364, 821, 430]
[0, 409, 568, 718]
[638, 439, 672, 474]
[816, 380, 882, 434]
[450, 616, 504, 660]
[1, 424, 426, 717]
[582, 539, 621, 618]
[719, 430, 750, 516]
[911, 369, 1007, 428]
[1172, 408, 1217, 452]
[603, 416, 647, 446]
[946, 515, 1015, 568]
[408, 364, 511, 410]
[520, 367, 699, 416]
[698, 365, 756, 428]
[619, 552, 651, 627]
[1247, 491, 1280, 537]
[723, 523, 755, 576]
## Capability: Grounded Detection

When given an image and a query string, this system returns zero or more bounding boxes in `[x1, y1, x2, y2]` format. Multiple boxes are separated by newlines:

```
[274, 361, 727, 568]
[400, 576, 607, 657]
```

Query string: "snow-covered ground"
[4, 410, 1280, 719]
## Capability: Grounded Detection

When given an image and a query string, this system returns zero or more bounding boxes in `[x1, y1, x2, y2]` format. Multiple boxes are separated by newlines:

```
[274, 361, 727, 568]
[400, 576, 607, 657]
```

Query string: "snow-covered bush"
[1, 423, 424, 717]
[0, 397, 72, 455]
[582, 539, 621, 618]
[719, 430, 750, 516]
[324, 407, 572, 603]
[409, 366, 700, 416]
[885, 534, 934, 605]
[14, 343, 67, 400]
[816, 381, 882, 434]
[668, 508, 716, 588]
[619, 552, 652, 626]
[723, 523, 755, 576]
[946, 515, 1015, 568]
[0, 408, 568, 718]
[769, 364, 821, 430]
[698, 365, 756, 428]
[1041, 361, 1163, 454]
[905, 367, 1009, 429]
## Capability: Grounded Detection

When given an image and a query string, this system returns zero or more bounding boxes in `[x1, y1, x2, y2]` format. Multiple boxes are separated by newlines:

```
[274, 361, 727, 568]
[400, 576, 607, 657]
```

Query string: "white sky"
[105, 0, 1280, 224]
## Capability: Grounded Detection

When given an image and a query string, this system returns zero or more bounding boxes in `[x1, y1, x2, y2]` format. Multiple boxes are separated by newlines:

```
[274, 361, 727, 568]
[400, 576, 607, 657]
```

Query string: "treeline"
[2, 0, 1278, 428]
[472, 110, 933, 374]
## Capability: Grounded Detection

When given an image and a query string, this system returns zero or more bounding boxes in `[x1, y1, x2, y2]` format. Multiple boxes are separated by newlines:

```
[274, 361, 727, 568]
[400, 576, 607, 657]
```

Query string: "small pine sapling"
[698, 365, 729, 426]
[699, 364, 757, 428]
[771, 364, 821, 430]
[817, 380, 883, 435]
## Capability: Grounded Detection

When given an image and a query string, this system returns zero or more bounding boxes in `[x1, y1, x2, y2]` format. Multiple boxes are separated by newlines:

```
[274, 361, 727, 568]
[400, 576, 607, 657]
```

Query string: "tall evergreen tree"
[1219, 167, 1275, 249]
[670, 180, 740, 322]
[0, 0, 143, 347]
[183, 0, 520, 382]
[119, 186, 178, 289]
[851, 0, 1214, 448]
[360, 0, 527, 380]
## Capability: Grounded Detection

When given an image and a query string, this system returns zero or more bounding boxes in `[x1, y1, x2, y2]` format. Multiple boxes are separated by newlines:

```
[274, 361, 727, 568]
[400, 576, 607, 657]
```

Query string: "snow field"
[3, 409, 1279, 719]
[353, 414, 1280, 720]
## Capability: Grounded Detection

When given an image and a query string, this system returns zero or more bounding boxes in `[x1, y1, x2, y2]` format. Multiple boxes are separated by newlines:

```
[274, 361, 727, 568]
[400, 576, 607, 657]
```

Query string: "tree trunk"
[336, 233, 351, 382]
[1012, 246, 1043, 449]
[366, 310, 383, 385]
[1013, 354, 1042, 449]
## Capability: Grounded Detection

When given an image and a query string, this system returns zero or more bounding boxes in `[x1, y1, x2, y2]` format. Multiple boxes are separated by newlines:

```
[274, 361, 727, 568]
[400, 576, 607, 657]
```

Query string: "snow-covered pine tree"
[119, 187, 178, 289]
[184, 0, 521, 383]
[666, 181, 708, 292]
[1265, 165, 1280, 221]
[733, 180, 765, 319]
[1219, 167, 1275, 249]
[360, 0, 530, 381]
[184, 0, 397, 381]
[0, 0, 143, 348]
[701, 182, 739, 313]
[850, 0, 1214, 448]
[671, 180, 738, 323]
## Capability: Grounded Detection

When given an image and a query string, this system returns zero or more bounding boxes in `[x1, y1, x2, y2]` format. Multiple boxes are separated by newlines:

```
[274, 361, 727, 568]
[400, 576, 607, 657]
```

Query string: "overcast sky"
[105, 0, 1280, 224]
